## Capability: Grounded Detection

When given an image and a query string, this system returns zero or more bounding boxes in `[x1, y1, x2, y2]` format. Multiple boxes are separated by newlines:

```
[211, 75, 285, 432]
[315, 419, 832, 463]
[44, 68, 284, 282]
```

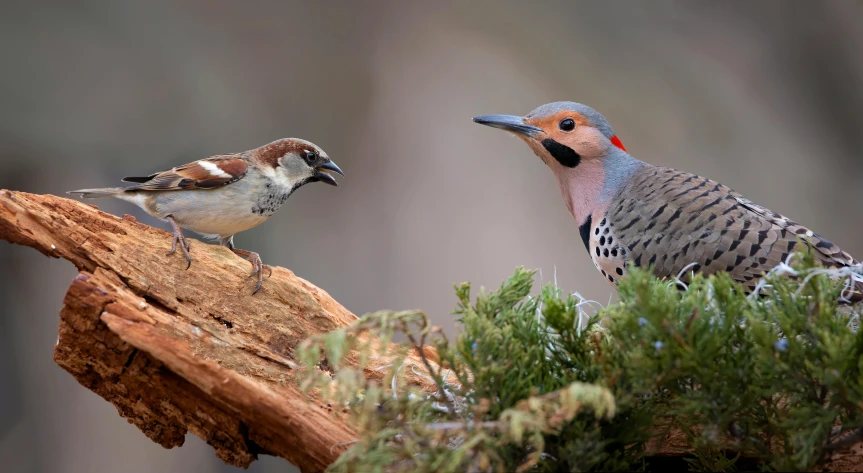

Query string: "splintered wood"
[0, 190, 440, 472]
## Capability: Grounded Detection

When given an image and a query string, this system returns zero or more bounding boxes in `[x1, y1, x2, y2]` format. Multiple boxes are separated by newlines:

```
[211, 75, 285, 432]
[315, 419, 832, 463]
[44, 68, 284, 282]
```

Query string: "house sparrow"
[68, 137, 344, 294]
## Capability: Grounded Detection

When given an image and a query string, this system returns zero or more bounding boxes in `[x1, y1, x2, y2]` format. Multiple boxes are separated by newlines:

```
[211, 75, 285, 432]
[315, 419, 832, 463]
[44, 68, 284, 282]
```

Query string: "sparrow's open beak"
[472, 114, 543, 139]
[314, 160, 345, 187]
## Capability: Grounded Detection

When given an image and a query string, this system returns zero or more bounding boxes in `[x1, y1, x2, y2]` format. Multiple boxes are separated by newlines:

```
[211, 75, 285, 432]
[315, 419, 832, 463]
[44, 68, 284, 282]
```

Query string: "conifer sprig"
[299, 249, 863, 472]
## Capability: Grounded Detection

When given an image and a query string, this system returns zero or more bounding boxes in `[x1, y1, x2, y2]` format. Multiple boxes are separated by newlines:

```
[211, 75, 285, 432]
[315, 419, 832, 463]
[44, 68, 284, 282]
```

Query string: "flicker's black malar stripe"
[541, 138, 581, 168]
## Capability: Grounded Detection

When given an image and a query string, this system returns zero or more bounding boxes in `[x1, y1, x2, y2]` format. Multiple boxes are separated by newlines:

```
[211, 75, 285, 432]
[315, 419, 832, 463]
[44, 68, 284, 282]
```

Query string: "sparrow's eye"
[303, 150, 316, 163]
[559, 118, 575, 132]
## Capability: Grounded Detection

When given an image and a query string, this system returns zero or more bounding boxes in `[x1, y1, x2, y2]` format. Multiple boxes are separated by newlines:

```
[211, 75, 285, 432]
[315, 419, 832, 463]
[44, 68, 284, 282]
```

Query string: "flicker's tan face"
[524, 111, 612, 163]
[473, 108, 627, 172]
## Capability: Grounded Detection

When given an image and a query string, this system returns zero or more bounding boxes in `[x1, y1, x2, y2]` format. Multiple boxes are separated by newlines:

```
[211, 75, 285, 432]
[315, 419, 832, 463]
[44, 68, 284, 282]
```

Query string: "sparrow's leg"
[165, 216, 192, 269]
[222, 236, 272, 295]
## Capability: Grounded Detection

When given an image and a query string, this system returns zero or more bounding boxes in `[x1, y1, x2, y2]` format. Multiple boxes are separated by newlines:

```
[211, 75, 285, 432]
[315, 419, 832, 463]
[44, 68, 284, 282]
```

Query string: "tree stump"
[0, 190, 441, 472]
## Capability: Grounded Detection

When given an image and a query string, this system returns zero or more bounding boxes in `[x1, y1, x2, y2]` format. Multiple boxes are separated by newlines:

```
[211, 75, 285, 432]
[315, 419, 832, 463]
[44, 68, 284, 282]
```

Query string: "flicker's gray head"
[472, 101, 628, 169]
[524, 101, 620, 141]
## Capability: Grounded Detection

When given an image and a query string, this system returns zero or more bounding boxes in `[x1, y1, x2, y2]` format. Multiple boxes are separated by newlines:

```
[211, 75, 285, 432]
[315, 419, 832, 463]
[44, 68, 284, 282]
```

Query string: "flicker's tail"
[838, 267, 863, 305]
[847, 279, 863, 305]
[67, 187, 126, 199]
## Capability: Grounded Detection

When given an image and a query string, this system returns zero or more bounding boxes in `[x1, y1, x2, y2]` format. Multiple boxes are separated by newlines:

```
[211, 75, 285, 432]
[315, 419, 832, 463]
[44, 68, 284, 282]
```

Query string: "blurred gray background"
[1, 1, 861, 472]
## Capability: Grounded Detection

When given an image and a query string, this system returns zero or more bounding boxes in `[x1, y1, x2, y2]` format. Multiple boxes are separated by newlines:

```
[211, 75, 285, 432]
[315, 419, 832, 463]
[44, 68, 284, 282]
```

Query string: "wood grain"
[0, 190, 441, 472]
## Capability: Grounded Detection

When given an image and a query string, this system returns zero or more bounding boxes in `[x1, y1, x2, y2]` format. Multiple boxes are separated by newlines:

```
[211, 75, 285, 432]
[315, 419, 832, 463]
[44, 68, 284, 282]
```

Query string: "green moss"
[299, 250, 863, 472]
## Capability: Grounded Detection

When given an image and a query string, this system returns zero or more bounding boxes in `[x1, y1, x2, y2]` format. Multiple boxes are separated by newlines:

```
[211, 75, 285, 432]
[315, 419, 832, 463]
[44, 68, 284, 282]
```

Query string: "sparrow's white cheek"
[263, 165, 307, 190]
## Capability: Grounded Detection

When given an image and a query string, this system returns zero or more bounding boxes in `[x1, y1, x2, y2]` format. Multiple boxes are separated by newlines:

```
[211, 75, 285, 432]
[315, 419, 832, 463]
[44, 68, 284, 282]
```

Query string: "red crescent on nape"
[610, 135, 627, 152]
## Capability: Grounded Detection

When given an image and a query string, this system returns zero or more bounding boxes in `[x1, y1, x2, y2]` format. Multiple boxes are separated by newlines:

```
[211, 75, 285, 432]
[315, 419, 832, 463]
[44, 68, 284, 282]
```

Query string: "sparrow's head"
[473, 101, 627, 169]
[255, 138, 344, 188]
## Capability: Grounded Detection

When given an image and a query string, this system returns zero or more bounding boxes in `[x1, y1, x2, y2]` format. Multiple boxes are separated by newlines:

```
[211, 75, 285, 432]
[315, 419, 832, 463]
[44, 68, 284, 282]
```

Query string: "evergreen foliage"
[299, 250, 863, 472]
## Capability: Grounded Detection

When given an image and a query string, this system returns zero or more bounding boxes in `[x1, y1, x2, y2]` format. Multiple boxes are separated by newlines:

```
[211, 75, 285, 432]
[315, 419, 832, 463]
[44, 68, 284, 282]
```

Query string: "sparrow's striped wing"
[123, 155, 249, 191]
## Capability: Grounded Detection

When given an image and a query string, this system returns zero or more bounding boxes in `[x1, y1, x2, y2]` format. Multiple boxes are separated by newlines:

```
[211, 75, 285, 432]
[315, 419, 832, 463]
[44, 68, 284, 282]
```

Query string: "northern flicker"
[473, 101, 862, 303]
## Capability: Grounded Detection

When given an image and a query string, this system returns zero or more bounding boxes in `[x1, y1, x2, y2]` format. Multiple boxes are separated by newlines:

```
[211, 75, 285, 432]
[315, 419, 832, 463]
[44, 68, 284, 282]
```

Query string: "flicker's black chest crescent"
[580, 214, 630, 285]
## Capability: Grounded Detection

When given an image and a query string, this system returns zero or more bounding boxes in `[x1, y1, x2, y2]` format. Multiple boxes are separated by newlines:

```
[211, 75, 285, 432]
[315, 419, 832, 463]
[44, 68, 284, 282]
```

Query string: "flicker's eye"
[559, 118, 575, 132]
[303, 150, 316, 163]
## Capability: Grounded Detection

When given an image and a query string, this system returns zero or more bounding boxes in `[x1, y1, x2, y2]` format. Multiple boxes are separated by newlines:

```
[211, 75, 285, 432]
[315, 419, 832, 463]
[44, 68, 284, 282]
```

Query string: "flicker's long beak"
[472, 114, 543, 138]
[314, 160, 344, 187]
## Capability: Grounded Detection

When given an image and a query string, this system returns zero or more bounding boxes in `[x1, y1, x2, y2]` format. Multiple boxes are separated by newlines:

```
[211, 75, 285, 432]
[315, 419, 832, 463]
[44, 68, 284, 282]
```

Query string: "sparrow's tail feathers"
[67, 187, 126, 199]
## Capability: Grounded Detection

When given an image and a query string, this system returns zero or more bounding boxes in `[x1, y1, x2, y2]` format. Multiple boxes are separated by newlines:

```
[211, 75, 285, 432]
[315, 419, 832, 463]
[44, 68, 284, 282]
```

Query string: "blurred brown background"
[1, 1, 861, 472]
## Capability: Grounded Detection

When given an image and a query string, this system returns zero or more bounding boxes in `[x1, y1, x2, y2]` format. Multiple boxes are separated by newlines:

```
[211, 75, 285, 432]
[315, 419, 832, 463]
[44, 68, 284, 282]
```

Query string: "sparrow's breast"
[251, 186, 292, 218]
[149, 176, 274, 238]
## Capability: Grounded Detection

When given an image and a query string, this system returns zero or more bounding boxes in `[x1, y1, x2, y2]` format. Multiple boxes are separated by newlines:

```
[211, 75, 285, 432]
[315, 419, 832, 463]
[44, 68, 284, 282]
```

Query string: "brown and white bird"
[474, 101, 861, 303]
[69, 138, 344, 294]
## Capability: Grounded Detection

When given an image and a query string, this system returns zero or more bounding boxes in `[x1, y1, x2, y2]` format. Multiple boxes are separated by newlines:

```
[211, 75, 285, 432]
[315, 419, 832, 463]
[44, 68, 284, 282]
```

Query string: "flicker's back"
[586, 164, 861, 300]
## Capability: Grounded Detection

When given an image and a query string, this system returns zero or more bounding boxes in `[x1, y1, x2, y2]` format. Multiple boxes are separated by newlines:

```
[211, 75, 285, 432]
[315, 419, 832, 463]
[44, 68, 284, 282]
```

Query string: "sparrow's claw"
[168, 234, 192, 270]
[165, 217, 192, 269]
[231, 248, 267, 295]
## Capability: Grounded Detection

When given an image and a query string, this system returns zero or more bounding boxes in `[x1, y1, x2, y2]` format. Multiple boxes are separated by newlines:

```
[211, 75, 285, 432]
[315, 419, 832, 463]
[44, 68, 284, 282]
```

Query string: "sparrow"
[69, 137, 344, 294]
[473, 101, 862, 303]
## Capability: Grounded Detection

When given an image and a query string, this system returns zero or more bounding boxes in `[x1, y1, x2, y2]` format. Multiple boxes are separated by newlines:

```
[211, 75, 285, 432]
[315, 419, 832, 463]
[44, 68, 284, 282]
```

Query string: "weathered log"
[0, 190, 440, 472]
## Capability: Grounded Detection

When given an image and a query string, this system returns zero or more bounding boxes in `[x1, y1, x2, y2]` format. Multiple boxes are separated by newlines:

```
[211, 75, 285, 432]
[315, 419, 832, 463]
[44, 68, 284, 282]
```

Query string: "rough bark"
[1, 189, 860, 472]
[0, 190, 441, 472]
